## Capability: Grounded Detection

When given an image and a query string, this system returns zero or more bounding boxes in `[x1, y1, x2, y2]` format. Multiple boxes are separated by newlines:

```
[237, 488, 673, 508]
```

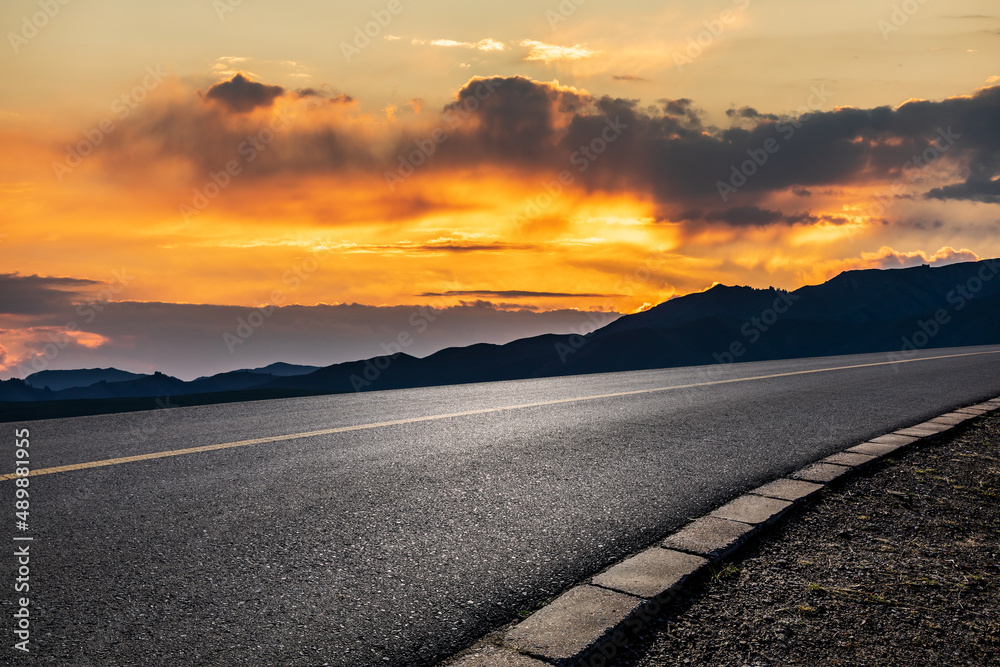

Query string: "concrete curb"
[442, 397, 1000, 667]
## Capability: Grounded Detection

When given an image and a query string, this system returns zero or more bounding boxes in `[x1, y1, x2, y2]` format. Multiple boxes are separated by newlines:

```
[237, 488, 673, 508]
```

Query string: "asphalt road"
[4, 346, 1000, 666]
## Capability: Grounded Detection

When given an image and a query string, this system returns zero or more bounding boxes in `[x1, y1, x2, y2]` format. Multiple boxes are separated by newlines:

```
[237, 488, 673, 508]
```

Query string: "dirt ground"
[616, 412, 1000, 666]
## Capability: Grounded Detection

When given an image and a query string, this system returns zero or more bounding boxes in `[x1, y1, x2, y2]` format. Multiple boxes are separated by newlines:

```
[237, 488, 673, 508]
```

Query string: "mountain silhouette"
[23, 367, 150, 391]
[244, 362, 321, 377]
[3, 258, 999, 420]
[265, 259, 1000, 391]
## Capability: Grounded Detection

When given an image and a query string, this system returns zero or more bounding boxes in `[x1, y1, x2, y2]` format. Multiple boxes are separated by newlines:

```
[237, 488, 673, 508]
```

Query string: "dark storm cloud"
[436, 78, 1000, 215]
[295, 88, 354, 105]
[205, 73, 284, 112]
[725, 106, 779, 121]
[92, 74, 1000, 224]
[438, 76, 590, 162]
[704, 206, 784, 226]
[784, 212, 850, 225]
[681, 207, 851, 228]
[0, 273, 101, 316]
[660, 98, 703, 129]
[925, 178, 1000, 203]
[97, 75, 379, 181]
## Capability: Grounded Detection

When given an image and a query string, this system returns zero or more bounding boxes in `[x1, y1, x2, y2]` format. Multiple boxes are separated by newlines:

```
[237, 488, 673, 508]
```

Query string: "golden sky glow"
[1, 0, 999, 378]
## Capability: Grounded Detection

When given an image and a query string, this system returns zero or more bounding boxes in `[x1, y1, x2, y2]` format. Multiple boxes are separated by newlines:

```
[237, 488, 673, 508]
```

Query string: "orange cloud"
[3, 74, 999, 330]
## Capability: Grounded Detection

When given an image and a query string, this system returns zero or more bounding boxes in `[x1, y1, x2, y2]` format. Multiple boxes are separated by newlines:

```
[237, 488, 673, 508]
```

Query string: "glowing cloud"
[413, 37, 505, 51]
[520, 40, 600, 63]
[857, 246, 980, 269]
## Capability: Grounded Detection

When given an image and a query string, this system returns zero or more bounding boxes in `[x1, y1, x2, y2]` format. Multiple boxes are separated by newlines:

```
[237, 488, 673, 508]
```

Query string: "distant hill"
[186, 370, 285, 394]
[3, 259, 999, 419]
[264, 259, 1000, 392]
[7, 362, 321, 405]
[244, 362, 321, 377]
[23, 368, 150, 391]
[0, 379, 51, 402]
[50, 372, 189, 400]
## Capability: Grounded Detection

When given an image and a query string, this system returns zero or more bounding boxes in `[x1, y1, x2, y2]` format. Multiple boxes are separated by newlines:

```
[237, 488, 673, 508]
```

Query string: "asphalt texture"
[3, 346, 1000, 666]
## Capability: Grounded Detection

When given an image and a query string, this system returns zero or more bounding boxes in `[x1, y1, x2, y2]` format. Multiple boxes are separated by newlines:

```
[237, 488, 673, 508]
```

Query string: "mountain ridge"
[3, 258, 998, 420]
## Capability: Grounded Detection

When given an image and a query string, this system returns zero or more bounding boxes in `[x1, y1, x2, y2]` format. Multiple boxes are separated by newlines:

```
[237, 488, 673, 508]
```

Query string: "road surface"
[4, 346, 1000, 665]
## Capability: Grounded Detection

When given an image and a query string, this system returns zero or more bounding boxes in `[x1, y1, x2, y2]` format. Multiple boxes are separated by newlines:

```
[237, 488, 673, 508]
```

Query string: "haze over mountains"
[14, 363, 321, 397]
[3, 259, 999, 419]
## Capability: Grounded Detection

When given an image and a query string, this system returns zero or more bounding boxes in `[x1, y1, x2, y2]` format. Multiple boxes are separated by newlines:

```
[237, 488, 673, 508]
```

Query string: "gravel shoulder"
[614, 411, 1000, 666]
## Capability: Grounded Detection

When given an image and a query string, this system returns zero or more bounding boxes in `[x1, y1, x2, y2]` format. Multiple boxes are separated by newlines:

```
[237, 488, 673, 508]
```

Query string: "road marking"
[4, 349, 999, 482]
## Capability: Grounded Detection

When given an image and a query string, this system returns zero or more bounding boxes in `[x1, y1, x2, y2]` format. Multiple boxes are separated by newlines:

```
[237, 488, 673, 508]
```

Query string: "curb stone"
[845, 441, 904, 457]
[709, 494, 793, 525]
[868, 433, 918, 446]
[790, 461, 854, 483]
[661, 516, 758, 560]
[591, 547, 707, 600]
[748, 478, 823, 503]
[449, 647, 549, 667]
[440, 397, 999, 666]
[819, 451, 876, 467]
[504, 585, 643, 662]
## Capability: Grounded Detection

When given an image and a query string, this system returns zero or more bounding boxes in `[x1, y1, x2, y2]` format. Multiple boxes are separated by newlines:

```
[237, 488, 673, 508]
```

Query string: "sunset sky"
[1, 0, 998, 379]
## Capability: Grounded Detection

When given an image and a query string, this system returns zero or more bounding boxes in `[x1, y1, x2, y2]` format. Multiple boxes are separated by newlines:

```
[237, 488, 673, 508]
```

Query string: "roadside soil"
[617, 411, 1000, 666]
